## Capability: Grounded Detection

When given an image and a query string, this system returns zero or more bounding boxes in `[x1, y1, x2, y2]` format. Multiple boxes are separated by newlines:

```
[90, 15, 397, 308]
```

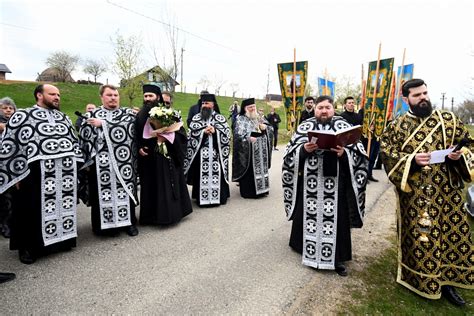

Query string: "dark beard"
[144, 99, 160, 108]
[316, 117, 331, 125]
[201, 107, 212, 121]
[44, 100, 59, 110]
[410, 99, 433, 118]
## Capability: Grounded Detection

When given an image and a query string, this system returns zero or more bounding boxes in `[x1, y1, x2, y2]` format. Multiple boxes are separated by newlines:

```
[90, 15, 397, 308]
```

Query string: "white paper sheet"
[429, 148, 454, 164]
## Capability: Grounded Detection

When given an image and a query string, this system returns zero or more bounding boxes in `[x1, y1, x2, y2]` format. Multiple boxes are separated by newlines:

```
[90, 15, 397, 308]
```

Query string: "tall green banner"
[363, 57, 394, 138]
[277, 61, 308, 131]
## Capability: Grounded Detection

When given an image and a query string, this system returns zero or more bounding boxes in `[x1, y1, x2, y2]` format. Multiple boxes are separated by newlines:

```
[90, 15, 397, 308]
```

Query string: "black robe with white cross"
[183, 112, 230, 206]
[79, 106, 138, 232]
[0, 105, 83, 253]
[282, 116, 368, 269]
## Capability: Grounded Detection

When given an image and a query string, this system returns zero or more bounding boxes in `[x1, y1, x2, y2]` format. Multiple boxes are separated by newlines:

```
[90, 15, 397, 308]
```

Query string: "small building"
[265, 94, 282, 102]
[36, 67, 75, 82]
[137, 66, 179, 92]
[0, 64, 12, 80]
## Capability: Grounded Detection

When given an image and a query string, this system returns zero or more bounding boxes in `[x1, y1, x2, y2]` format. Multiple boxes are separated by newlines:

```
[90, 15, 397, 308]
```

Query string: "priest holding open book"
[282, 95, 368, 276]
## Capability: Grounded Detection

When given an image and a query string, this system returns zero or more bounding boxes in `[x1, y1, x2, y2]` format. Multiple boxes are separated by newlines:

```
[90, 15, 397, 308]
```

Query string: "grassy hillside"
[0, 81, 287, 128]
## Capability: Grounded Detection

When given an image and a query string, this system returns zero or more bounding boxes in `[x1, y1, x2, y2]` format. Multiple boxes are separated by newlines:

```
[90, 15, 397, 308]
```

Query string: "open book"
[307, 125, 362, 150]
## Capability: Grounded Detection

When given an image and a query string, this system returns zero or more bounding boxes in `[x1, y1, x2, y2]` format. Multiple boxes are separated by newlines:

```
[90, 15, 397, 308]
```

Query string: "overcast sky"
[1, 0, 473, 105]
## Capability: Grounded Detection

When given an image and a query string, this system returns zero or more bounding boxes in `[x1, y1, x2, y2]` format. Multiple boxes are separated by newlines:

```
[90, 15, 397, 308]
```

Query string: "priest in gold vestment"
[381, 79, 474, 306]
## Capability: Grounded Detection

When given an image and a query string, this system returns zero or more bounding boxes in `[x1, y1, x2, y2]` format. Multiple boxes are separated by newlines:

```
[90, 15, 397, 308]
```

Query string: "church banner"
[393, 64, 414, 118]
[362, 57, 394, 137]
[277, 61, 308, 131]
[317, 78, 335, 98]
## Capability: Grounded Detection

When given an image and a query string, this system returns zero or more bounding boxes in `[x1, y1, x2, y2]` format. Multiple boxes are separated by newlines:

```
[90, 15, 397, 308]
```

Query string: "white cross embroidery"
[322, 246, 331, 257]
[117, 190, 127, 199]
[60, 140, 70, 148]
[45, 202, 55, 213]
[323, 201, 334, 213]
[63, 178, 74, 189]
[46, 142, 58, 150]
[284, 190, 292, 200]
[45, 180, 55, 192]
[99, 154, 108, 164]
[45, 160, 54, 168]
[123, 168, 131, 177]
[114, 130, 123, 139]
[325, 179, 334, 189]
[118, 209, 127, 217]
[283, 173, 292, 183]
[307, 200, 317, 211]
[323, 223, 333, 235]
[1, 144, 11, 154]
[15, 161, 25, 170]
[21, 130, 31, 139]
[308, 156, 318, 165]
[100, 174, 110, 182]
[356, 174, 365, 184]
[55, 125, 65, 133]
[306, 221, 317, 233]
[63, 199, 73, 209]
[104, 210, 113, 219]
[63, 158, 73, 167]
[45, 223, 56, 234]
[306, 244, 315, 255]
[102, 191, 111, 201]
[307, 178, 317, 189]
[63, 219, 73, 229]
[119, 149, 127, 158]
[43, 125, 54, 133]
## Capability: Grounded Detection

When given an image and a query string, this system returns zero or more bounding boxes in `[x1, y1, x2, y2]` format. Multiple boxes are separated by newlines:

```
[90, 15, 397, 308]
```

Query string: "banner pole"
[367, 42, 382, 158]
[384, 71, 396, 127]
[292, 48, 296, 132]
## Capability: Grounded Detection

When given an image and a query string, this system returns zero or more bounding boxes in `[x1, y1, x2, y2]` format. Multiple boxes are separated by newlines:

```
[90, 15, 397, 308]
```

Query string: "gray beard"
[245, 111, 258, 120]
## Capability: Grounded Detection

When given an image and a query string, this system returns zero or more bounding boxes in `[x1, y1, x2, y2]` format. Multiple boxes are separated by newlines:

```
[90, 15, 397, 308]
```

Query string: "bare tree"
[111, 32, 143, 106]
[453, 99, 474, 124]
[83, 59, 107, 83]
[333, 75, 361, 107]
[229, 82, 239, 98]
[214, 76, 226, 96]
[198, 76, 211, 91]
[45, 50, 80, 82]
[150, 14, 185, 92]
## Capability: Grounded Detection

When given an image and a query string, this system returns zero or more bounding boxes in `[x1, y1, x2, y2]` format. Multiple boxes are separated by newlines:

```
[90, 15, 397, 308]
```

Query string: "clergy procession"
[1, 76, 473, 311]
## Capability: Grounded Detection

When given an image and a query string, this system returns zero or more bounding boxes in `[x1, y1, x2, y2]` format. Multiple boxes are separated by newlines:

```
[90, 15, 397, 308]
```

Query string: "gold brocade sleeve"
[380, 121, 415, 192]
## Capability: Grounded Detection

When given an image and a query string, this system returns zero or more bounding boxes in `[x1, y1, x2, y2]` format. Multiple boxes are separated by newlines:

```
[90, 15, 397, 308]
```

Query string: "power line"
[106, 0, 238, 53]
[0, 22, 111, 45]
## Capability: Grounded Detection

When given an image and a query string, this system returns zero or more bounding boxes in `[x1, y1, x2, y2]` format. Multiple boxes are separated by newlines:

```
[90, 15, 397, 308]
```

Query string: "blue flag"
[393, 64, 414, 117]
[317, 78, 335, 98]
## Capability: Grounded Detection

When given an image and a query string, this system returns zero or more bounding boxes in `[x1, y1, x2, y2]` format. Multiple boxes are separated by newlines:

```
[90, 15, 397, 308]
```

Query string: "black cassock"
[136, 109, 193, 224]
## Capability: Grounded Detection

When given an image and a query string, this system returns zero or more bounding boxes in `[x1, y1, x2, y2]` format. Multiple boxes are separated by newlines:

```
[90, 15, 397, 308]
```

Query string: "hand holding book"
[307, 125, 362, 150]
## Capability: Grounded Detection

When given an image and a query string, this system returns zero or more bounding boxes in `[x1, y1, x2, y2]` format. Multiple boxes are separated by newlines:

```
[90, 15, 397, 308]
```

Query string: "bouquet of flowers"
[143, 107, 183, 157]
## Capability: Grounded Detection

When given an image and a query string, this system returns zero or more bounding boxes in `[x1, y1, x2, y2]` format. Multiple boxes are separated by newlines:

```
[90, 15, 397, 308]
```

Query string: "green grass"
[0, 82, 290, 134]
[341, 236, 474, 315]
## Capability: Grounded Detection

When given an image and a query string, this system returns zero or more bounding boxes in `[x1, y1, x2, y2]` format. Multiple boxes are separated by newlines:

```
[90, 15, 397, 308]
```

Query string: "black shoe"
[274, 148, 279, 151]
[0, 272, 16, 284]
[367, 175, 379, 182]
[2, 225, 10, 238]
[126, 225, 139, 237]
[19, 249, 36, 265]
[335, 263, 348, 276]
[442, 285, 465, 306]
